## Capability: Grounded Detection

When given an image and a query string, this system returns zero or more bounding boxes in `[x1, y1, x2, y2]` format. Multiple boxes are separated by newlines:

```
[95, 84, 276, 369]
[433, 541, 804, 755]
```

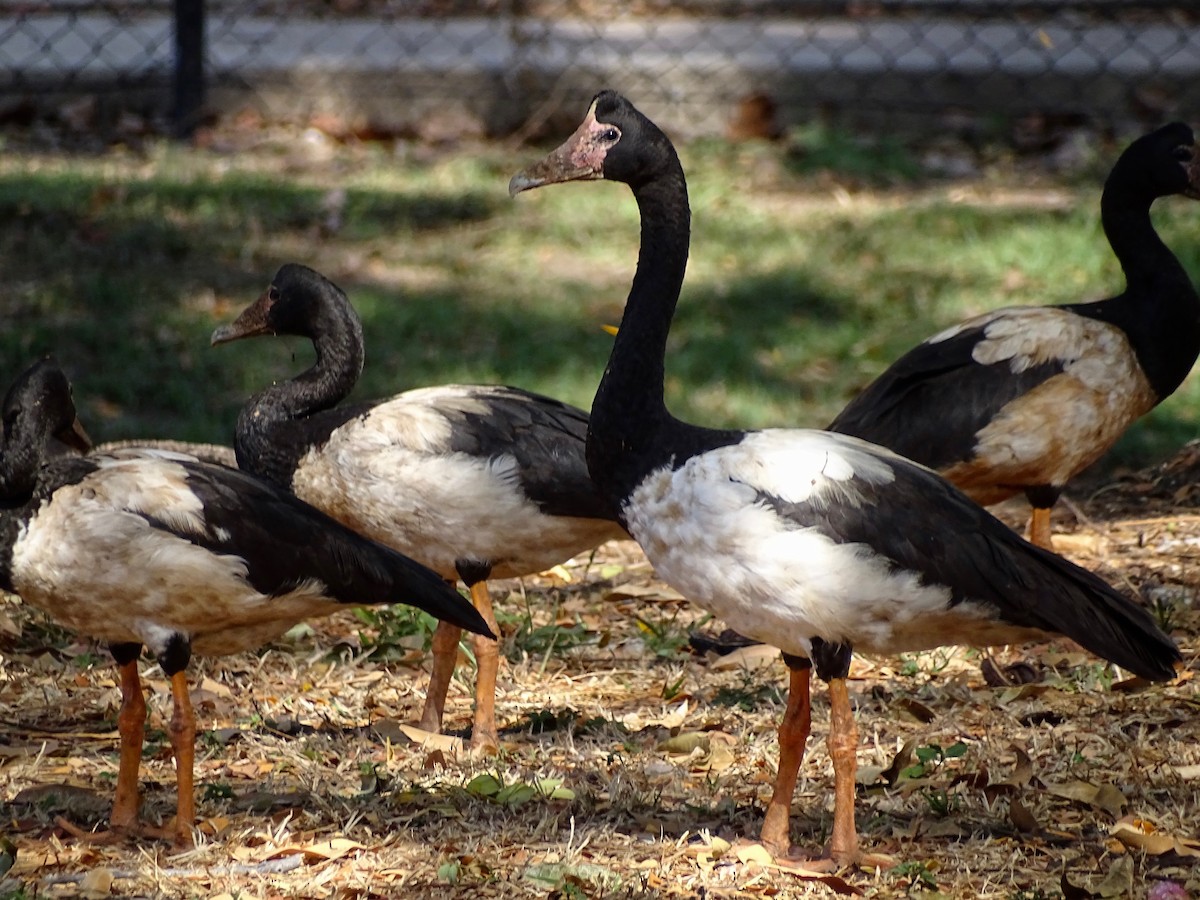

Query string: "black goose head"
[508, 90, 675, 195]
[0, 359, 91, 497]
[1107, 122, 1200, 202]
[211, 263, 354, 346]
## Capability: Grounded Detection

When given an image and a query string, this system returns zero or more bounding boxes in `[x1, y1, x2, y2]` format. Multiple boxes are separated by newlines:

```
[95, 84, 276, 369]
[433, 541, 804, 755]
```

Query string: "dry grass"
[2, 453, 1199, 899]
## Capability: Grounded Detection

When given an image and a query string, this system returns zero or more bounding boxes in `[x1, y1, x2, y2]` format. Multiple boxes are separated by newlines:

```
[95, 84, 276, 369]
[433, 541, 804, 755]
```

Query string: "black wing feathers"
[761, 453, 1179, 681]
[829, 324, 1064, 470]
[443, 386, 620, 522]
[149, 461, 490, 636]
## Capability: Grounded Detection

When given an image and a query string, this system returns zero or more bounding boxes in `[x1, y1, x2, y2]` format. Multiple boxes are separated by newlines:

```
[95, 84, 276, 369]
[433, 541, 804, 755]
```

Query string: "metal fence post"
[173, 0, 206, 137]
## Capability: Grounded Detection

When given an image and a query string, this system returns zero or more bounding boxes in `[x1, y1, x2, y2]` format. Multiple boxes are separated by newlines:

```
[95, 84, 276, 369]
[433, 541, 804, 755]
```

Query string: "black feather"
[141, 459, 488, 634]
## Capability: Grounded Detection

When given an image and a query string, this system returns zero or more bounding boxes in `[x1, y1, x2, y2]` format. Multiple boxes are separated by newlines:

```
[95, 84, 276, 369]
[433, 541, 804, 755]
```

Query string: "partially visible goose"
[0, 359, 490, 845]
[831, 123, 1200, 548]
[211, 265, 626, 751]
[509, 91, 1181, 866]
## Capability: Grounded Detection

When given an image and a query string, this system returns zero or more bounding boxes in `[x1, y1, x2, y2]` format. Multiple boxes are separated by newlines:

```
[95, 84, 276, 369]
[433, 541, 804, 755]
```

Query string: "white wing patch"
[88, 455, 209, 536]
[929, 306, 1145, 386]
[351, 385, 508, 454]
[625, 429, 1047, 659]
[721, 430, 897, 503]
[11, 460, 345, 658]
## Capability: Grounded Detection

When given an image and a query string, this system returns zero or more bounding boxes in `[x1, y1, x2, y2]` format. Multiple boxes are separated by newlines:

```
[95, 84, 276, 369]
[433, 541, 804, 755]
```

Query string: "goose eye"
[1172, 145, 1193, 162]
[600, 128, 620, 142]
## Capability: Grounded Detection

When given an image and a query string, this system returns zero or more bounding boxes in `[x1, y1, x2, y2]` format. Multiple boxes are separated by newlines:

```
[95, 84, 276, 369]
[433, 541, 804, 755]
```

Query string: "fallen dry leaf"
[892, 696, 937, 723]
[731, 842, 772, 867]
[878, 738, 918, 786]
[197, 676, 233, 699]
[1042, 779, 1126, 818]
[0, 608, 19, 637]
[605, 583, 686, 602]
[1110, 818, 1200, 857]
[1007, 745, 1035, 788]
[396, 724, 464, 755]
[1053, 533, 1103, 554]
[1061, 871, 1096, 900]
[78, 867, 114, 900]
[261, 837, 366, 863]
[656, 700, 689, 730]
[1008, 798, 1040, 833]
[771, 859, 865, 895]
[1092, 855, 1134, 898]
[709, 643, 780, 671]
[997, 682, 1054, 704]
[657, 731, 708, 754]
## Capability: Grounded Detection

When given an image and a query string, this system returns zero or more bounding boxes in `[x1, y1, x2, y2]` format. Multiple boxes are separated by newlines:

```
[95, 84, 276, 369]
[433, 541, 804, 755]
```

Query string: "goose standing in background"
[211, 265, 626, 752]
[831, 123, 1200, 548]
[509, 91, 1181, 866]
[0, 359, 489, 846]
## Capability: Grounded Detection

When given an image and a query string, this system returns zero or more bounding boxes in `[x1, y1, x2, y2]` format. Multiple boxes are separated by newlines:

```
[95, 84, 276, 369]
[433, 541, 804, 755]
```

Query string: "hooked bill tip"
[508, 171, 542, 197]
[210, 324, 235, 346]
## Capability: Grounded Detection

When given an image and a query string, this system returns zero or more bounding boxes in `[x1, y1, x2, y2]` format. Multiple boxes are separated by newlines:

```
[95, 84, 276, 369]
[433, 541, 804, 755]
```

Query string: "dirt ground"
[2, 446, 1199, 899]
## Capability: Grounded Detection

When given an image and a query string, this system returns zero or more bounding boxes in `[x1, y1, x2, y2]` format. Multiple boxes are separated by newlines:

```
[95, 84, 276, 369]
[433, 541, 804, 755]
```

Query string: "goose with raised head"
[211, 265, 626, 752]
[509, 91, 1181, 866]
[0, 359, 490, 846]
[831, 123, 1200, 549]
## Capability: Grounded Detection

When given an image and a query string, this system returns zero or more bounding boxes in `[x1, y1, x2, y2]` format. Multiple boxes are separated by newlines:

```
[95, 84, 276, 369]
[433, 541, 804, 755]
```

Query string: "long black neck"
[1086, 178, 1200, 398]
[588, 157, 742, 504]
[234, 312, 365, 485]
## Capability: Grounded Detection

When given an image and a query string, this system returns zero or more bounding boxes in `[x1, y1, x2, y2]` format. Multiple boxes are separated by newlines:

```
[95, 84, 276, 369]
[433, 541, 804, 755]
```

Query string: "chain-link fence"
[2, 1, 1198, 139]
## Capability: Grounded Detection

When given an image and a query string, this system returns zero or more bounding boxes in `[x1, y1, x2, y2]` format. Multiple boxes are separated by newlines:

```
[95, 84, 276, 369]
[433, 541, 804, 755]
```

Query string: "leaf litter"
[0, 452, 1199, 897]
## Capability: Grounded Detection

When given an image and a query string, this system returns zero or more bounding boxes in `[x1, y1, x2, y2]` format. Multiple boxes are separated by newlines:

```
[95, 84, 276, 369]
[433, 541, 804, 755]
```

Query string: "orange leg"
[825, 677, 860, 867]
[760, 663, 812, 854]
[468, 580, 502, 753]
[418, 617, 465, 734]
[1028, 507, 1054, 550]
[55, 657, 149, 844]
[110, 659, 146, 830]
[166, 670, 196, 847]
